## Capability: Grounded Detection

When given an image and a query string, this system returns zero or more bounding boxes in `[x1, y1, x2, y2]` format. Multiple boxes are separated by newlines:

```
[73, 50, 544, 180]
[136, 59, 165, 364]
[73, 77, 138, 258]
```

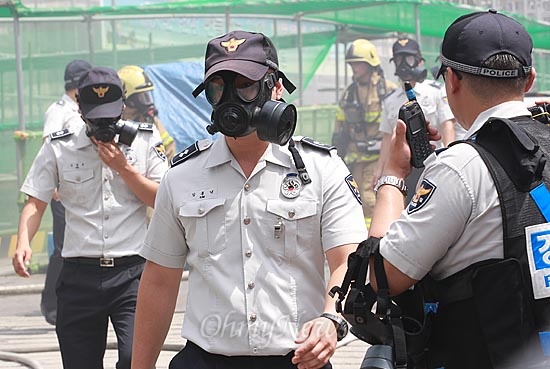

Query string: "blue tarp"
[144, 62, 218, 151]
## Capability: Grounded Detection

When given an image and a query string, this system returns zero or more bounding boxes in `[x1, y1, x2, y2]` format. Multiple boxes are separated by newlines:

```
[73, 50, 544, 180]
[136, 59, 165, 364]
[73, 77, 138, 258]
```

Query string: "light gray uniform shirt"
[380, 101, 532, 280]
[22, 122, 168, 258]
[380, 80, 455, 148]
[141, 136, 368, 356]
[42, 93, 83, 138]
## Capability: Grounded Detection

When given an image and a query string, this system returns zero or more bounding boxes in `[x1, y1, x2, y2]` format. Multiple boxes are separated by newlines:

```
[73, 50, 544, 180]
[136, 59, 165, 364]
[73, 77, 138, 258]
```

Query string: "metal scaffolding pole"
[14, 13, 25, 191]
[297, 14, 303, 106]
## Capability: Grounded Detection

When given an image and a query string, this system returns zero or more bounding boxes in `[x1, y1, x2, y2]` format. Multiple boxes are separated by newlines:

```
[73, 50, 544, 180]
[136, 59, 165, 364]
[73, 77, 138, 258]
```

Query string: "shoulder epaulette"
[49, 128, 72, 140]
[428, 80, 444, 89]
[170, 139, 213, 168]
[137, 123, 154, 132]
[55, 99, 65, 107]
[298, 136, 335, 152]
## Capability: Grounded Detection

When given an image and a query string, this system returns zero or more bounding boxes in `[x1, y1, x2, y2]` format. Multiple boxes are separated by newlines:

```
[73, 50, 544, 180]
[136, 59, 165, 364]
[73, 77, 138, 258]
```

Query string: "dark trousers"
[169, 341, 333, 369]
[56, 257, 144, 369]
[41, 199, 66, 325]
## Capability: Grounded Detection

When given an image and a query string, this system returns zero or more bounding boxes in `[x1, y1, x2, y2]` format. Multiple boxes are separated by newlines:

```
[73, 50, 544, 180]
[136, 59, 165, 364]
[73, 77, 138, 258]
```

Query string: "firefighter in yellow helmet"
[332, 39, 396, 220]
[117, 65, 176, 161]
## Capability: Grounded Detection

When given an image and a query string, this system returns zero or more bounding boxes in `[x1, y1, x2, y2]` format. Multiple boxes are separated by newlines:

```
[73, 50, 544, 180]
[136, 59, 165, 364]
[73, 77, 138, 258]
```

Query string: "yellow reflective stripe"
[335, 108, 345, 121]
[160, 131, 174, 146]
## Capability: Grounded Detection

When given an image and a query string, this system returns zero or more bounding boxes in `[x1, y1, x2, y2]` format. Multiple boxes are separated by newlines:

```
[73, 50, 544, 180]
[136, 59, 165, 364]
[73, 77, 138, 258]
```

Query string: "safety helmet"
[345, 39, 381, 67]
[117, 65, 154, 99]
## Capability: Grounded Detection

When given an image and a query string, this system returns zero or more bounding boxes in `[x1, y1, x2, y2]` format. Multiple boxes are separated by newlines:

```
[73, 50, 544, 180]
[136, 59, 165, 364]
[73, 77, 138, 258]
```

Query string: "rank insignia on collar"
[407, 179, 436, 214]
[345, 174, 362, 205]
[281, 173, 302, 199]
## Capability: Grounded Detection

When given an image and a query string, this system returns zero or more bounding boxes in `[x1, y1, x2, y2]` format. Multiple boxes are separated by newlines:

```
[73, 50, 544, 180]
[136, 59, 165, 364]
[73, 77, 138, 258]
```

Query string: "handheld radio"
[398, 81, 433, 168]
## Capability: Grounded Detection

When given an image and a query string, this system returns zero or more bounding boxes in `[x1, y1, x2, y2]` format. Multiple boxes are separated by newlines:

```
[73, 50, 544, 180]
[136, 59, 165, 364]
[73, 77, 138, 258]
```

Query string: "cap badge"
[398, 39, 409, 47]
[281, 173, 302, 199]
[221, 38, 245, 52]
[92, 86, 109, 99]
[93, 86, 109, 98]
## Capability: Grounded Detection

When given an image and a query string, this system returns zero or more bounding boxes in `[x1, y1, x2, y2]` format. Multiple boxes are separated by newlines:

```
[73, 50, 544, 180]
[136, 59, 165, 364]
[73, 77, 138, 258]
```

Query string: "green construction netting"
[1, 0, 550, 233]
[2, 0, 550, 131]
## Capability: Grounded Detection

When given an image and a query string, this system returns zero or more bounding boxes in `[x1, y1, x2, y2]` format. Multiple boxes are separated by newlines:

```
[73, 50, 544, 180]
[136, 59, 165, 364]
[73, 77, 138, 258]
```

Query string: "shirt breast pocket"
[60, 169, 95, 203]
[265, 199, 318, 258]
[178, 198, 226, 257]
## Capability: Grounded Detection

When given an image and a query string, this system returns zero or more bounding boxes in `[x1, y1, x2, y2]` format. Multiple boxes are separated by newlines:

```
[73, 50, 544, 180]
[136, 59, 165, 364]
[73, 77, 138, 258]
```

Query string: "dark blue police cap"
[437, 9, 532, 79]
[78, 67, 124, 119]
[64, 59, 92, 91]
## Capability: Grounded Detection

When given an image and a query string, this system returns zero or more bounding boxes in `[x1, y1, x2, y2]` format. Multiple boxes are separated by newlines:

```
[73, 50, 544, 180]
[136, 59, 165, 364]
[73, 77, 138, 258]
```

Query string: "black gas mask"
[204, 71, 297, 146]
[84, 116, 139, 146]
[126, 91, 156, 123]
[392, 53, 427, 83]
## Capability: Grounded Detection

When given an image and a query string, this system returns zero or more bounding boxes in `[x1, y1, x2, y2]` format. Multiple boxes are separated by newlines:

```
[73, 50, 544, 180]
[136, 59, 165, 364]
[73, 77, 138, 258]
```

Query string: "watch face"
[338, 320, 349, 340]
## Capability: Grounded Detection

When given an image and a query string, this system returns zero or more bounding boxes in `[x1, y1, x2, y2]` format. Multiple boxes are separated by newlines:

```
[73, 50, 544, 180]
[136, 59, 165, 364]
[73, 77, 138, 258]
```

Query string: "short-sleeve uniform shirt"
[42, 93, 83, 138]
[379, 102, 532, 281]
[141, 136, 368, 356]
[22, 122, 168, 257]
[380, 80, 454, 149]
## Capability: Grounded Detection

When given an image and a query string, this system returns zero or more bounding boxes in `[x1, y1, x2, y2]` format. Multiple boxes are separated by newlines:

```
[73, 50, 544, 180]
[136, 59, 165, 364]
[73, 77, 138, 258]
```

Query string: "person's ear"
[273, 78, 284, 100]
[447, 68, 461, 94]
[525, 67, 537, 93]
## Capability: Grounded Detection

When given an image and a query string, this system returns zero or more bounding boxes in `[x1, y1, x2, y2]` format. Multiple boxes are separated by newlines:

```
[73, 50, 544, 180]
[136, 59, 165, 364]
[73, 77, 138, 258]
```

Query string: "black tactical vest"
[428, 116, 550, 369]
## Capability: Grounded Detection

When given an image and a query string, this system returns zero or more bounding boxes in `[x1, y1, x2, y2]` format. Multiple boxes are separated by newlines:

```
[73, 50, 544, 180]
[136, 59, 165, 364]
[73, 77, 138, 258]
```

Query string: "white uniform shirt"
[141, 137, 368, 356]
[22, 122, 168, 258]
[42, 93, 83, 138]
[380, 101, 532, 280]
[380, 80, 454, 148]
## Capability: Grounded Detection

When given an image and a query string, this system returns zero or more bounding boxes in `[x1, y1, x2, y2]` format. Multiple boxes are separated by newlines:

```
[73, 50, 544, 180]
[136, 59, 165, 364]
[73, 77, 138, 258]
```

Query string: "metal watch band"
[320, 312, 348, 341]
[374, 175, 407, 197]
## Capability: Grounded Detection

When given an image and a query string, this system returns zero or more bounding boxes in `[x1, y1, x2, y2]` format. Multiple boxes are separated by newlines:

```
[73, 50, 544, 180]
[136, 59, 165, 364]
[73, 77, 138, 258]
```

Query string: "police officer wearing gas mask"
[12, 66, 168, 369]
[374, 37, 455, 202]
[132, 30, 368, 369]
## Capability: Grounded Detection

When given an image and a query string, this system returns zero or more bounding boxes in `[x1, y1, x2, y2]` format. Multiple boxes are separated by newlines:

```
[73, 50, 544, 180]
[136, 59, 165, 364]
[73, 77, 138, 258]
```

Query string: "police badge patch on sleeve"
[154, 141, 167, 161]
[345, 174, 362, 205]
[525, 223, 550, 299]
[407, 179, 436, 214]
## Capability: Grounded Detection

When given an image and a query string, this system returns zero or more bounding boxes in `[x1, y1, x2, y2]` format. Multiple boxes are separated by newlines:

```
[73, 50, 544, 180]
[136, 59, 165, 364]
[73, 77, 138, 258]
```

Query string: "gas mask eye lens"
[405, 55, 417, 67]
[234, 75, 260, 103]
[394, 54, 417, 67]
[205, 75, 225, 105]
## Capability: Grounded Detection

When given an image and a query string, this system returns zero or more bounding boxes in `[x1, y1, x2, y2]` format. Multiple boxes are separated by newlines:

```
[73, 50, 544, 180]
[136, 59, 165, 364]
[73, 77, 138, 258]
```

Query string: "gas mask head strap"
[287, 139, 312, 185]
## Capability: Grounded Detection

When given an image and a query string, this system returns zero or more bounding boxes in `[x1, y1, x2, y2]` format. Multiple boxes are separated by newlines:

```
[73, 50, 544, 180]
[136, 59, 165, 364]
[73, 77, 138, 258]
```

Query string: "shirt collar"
[62, 93, 79, 113]
[74, 124, 93, 149]
[466, 101, 531, 138]
[205, 137, 292, 169]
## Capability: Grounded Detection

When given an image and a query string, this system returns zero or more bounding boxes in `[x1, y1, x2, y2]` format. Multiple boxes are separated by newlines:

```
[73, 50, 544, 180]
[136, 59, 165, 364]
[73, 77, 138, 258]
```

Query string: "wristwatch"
[320, 313, 349, 341]
[374, 175, 407, 197]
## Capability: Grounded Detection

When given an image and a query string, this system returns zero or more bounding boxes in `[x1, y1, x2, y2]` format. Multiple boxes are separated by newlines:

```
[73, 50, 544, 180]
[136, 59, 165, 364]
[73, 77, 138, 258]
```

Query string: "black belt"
[63, 255, 144, 268]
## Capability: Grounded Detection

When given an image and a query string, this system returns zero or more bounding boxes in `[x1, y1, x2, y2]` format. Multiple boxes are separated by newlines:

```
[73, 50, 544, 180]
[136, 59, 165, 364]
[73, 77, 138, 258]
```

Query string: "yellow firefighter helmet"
[345, 39, 381, 67]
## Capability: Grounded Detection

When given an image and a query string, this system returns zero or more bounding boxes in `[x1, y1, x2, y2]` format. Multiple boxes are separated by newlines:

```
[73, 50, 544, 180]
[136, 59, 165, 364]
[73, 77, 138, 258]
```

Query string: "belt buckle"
[99, 257, 114, 267]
